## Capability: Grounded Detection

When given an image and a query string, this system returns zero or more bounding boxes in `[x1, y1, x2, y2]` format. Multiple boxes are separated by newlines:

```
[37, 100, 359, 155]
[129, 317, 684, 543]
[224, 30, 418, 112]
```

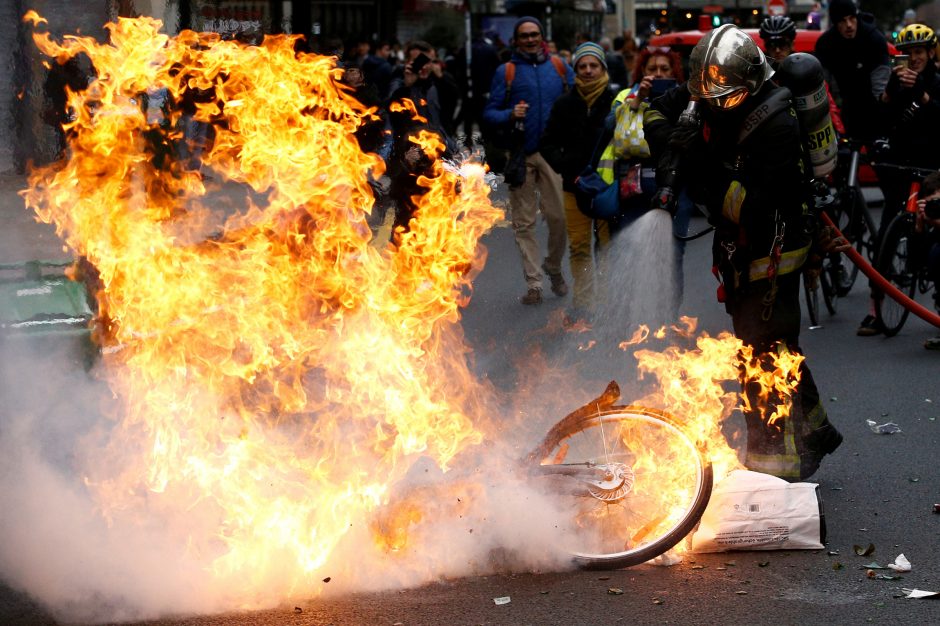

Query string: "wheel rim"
[536, 409, 707, 565]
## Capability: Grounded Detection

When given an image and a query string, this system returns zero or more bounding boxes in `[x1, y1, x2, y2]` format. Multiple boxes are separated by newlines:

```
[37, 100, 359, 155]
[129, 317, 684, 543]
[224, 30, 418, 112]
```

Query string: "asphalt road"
[1, 175, 939, 625]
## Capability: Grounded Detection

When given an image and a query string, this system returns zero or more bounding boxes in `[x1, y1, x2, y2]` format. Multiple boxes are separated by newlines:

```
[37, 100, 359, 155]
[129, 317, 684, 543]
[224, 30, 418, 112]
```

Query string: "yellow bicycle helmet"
[896, 24, 937, 51]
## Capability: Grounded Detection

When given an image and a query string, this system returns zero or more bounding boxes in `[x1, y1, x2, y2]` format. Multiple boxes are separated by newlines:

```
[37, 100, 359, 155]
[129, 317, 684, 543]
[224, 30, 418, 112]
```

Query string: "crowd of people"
[40, 4, 940, 482]
[333, 5, 940, 483]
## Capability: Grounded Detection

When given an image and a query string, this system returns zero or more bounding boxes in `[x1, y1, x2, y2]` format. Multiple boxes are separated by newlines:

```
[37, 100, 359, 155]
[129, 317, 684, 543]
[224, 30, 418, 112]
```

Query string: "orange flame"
[21, 14, 502, 601]
[19, 13, 806, 604]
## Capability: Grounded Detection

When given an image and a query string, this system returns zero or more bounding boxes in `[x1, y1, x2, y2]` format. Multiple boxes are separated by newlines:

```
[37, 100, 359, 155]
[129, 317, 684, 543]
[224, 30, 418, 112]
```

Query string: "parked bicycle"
[526, 381, 713, 569]
[803, 138, 878, 327]
[871, 162, 938, 336]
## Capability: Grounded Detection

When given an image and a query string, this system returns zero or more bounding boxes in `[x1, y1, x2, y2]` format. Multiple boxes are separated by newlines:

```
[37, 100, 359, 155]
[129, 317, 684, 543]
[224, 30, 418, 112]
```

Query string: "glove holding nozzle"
[650, 185, 678, 216]
[652, 150, 681, 216]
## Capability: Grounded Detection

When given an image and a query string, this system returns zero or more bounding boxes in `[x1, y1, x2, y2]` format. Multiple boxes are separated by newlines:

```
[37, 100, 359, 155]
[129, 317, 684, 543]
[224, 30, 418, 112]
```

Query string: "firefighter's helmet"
[688, 24, 774, 109]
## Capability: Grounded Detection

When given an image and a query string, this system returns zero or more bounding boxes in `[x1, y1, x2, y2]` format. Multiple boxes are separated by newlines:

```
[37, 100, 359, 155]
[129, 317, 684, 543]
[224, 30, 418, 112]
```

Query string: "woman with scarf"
[540, 42, 616, 325]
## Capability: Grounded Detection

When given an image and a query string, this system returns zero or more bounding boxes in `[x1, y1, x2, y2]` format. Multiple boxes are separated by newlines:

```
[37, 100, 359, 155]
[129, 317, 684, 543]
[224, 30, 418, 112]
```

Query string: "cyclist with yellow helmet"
[855, 23, 940, 337]
[876, 23, 940, 226]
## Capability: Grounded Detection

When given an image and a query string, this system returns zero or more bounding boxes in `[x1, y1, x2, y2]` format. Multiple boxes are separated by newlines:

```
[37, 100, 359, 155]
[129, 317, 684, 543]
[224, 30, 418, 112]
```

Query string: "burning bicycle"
[526, 380, 713, 569]
[9, 15, 821, 603]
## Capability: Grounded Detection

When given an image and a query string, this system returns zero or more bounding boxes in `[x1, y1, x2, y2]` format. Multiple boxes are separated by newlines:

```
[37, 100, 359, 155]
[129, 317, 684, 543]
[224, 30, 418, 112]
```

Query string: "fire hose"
[820, 211, 940, 329]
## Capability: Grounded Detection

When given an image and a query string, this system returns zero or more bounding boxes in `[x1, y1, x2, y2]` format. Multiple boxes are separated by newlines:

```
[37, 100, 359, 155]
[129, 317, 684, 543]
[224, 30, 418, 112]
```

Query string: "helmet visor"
[705, 88, 749, 110]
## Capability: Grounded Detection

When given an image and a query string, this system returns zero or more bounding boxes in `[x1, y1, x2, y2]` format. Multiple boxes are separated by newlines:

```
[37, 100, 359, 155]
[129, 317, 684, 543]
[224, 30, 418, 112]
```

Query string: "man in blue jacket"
[484, 17, 574, 305]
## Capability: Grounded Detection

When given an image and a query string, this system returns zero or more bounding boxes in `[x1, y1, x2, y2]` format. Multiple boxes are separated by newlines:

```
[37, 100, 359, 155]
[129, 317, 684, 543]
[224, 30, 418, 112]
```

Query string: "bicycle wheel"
[532, 406, 713, 570]
[874, 214, 916, 336]
[830, 187, 865, 296]
[820, 255, 838, 315]
[803, 271, 821, 327]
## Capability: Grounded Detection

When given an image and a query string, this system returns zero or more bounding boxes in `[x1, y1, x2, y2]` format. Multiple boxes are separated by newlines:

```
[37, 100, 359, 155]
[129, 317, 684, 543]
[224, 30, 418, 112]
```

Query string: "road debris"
[853, 543, 876, 556]
[902, 588, 940, 599]
[608, 588, 624, 595]
[866, 419, 901, 434]
[293, 607, 303, 613]
[887, 554, 912, 572]
[652, 597, 664, 605]
[651, 551, 682, 566]
[493, 596, 511, 605]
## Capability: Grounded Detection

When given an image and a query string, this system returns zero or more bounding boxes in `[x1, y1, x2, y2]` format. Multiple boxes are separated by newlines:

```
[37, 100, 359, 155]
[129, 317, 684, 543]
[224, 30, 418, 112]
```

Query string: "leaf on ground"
[833, 562, 845, 570]
[758, 561, 770, 567]
[861, 562, 884, 569]
[608, 588, 624, 595]
[854, 543, 875, 556]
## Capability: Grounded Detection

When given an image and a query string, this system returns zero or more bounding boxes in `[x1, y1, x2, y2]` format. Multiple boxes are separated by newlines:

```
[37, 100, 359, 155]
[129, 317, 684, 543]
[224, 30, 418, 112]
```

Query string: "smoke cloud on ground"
[0, 335, 595, 623]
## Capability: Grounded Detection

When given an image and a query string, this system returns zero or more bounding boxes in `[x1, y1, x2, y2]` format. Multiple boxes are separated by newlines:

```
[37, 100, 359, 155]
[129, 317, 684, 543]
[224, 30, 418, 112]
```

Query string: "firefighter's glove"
[667, 124, 700, 153]
[651, 186, 678, 216]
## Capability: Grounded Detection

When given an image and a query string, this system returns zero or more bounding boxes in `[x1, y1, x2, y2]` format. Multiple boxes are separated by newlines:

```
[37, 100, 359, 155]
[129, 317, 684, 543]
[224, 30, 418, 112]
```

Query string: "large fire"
[16, 11, 803, 614]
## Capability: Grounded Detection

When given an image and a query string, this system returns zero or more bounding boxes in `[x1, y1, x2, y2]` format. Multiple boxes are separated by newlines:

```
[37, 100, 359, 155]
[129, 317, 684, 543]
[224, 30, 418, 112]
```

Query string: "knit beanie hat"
[513, 16, 544, 39]
[572, 42, 607, 70]
[828, 0, 858, 24]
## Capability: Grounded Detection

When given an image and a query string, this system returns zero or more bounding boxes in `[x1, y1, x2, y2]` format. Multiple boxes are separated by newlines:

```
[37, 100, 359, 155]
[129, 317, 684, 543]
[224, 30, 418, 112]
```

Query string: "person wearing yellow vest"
[596, 47, 690, 321]
[540, 42, 617, 324]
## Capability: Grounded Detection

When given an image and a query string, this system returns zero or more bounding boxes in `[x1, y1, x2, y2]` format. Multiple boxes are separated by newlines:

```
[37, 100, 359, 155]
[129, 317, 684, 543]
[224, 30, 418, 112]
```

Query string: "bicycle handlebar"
[869, 161, 938, 179]
[821, 212, 940, 329]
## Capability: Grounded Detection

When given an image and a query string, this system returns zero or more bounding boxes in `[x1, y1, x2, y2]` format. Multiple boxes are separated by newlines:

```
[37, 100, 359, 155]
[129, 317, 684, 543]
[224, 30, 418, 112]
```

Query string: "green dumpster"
[0, 260, 96, 368]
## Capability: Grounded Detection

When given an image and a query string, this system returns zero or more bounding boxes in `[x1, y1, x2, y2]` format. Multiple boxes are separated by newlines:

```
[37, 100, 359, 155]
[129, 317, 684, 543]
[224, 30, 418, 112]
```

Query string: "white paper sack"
[690, 470, 824, 553]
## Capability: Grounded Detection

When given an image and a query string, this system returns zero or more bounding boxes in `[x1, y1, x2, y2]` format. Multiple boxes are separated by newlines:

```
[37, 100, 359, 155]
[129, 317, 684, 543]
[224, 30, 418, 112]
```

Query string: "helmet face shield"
[706, 88, 749, 110]
[689, 24, 774, 101]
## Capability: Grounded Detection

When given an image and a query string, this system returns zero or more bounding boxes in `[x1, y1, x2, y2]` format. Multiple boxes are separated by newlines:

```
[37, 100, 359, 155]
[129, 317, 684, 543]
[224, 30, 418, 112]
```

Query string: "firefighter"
[644, 25, 843, 481]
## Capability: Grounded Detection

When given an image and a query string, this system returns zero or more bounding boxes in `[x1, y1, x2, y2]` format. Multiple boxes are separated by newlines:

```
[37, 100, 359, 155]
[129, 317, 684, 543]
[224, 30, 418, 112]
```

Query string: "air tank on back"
[775, 52, 838, 179]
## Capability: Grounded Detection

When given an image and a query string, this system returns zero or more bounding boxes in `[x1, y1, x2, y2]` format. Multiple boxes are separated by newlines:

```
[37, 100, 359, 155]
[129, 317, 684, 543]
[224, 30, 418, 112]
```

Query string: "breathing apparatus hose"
[820, 212, 940, 329]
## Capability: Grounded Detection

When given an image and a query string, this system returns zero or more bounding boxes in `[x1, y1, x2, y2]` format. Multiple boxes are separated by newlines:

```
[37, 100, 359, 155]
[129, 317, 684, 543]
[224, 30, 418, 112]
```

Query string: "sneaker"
[520, 287, 542, 305]
[856, 314, 881, 337]
[542, 263, 568, 297]
[925, 335, 940, 351]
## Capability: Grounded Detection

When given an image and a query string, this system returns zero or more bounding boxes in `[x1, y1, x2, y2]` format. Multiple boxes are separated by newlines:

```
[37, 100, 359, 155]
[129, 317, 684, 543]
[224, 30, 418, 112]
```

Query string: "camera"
[892, 54, 910, 70]
[410, 53, 431, 73]
[924, 198, 940, 220]
[650, 78, 677, 99]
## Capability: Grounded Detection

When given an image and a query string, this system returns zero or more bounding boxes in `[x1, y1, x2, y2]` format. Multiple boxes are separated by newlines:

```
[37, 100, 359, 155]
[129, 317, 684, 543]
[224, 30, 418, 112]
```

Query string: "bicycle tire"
[830, 187, 865, 296]
[874, 214, 916, 336]
[803, 272, 821, 327]
[533, 405, 713, 570]
[820, 259, 837, 315]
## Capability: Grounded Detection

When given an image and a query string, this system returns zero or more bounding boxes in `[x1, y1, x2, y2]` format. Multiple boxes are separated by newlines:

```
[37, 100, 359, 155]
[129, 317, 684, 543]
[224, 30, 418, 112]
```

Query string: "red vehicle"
[647, 28, 896, 186]
[648, 28, 897, 57]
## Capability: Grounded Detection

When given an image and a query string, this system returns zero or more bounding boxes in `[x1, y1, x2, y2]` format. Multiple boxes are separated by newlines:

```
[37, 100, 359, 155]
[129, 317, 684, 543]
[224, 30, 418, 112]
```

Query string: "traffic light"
[712, 15, 721, 27]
